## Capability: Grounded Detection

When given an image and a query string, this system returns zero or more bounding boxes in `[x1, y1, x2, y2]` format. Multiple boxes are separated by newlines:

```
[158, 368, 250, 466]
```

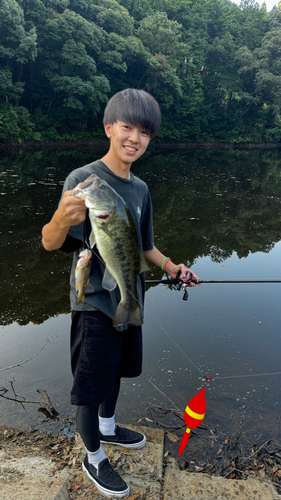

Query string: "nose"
[128, 127, 140, 143]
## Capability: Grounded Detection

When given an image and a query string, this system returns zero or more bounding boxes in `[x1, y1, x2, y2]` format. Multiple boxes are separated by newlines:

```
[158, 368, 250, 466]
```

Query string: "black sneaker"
[82, 455, 129, 498]
[100, 425, 146, 449]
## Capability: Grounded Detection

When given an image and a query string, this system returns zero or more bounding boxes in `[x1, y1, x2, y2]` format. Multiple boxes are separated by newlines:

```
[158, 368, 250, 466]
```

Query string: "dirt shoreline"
[0, 139, 281, 153]
[0, 424, 280, 499]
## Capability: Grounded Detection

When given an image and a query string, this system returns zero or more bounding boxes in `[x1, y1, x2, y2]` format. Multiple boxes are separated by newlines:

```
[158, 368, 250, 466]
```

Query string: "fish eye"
[99, 183, 106, 189]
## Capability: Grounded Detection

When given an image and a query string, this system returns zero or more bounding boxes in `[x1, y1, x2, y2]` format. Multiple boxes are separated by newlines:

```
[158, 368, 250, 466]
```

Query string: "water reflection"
[142, 149, 281, 264]
[1, 148, 280, 326]
[0, 148, 280, 449]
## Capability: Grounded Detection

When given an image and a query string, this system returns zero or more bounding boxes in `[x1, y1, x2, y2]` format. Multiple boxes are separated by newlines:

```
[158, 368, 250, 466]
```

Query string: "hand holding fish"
[42, 190, 88, 251]
[57, 190, 87, 228]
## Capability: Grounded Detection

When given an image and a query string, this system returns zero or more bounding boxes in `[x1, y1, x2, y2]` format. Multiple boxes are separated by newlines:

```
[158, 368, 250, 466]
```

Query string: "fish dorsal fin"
[102, 267, 117, 291]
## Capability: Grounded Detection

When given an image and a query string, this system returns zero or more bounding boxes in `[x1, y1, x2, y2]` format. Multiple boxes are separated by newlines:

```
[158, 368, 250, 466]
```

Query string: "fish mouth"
[90, 208, 111, 219]
[97, 214, 110, 219]
[86, 199, 113, 219]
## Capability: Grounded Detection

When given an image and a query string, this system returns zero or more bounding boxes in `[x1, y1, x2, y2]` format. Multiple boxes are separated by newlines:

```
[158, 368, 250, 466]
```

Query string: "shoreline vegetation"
[1, 139, 281, 153]
[1, 2, 281, 145]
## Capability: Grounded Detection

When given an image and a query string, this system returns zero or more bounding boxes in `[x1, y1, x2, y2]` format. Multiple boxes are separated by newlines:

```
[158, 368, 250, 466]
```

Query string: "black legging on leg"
[76, 404, 100, 452]
[99, 378, 121, 418]
[76, 378, 121, 452]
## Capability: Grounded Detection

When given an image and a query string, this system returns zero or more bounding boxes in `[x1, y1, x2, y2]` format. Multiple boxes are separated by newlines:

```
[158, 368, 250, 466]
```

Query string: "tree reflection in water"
[1, 148, 280, 326]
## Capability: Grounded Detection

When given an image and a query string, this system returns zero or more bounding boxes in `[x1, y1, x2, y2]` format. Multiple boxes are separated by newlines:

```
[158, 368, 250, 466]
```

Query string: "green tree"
[201, 32, 242, 140]
[117, 0, 154, 21]
[137, 12, 184, 109]
[0, 0, 38, 139]
[237, 0, 268, 50]
[70, 0, 134, 35]
[236, 8, 281, 140]
[254, 8, 281, 139]
[28, 7, 109, 135]
[0, 0, 37, 104]
[94, 0, 134, 36]
[236, 45, 260, 119]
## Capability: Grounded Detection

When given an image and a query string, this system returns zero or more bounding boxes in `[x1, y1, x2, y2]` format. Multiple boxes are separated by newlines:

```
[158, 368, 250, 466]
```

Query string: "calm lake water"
[0, 147, 280, 460]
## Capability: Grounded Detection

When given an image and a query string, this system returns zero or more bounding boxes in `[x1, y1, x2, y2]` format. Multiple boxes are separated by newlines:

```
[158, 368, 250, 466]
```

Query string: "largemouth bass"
[75, 248, 92, 303]
[72, 174, 149, 327]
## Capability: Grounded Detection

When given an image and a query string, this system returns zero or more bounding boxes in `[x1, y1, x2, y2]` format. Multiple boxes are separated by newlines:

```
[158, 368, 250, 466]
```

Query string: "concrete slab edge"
[42, 470, 71, 500]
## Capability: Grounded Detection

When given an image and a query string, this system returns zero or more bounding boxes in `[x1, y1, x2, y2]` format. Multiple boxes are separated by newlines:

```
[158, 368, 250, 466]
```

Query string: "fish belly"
[93, 216, 142, 326]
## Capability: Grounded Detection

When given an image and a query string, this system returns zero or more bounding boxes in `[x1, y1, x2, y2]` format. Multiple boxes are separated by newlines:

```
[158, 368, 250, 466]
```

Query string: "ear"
[104, 123, 113, 138]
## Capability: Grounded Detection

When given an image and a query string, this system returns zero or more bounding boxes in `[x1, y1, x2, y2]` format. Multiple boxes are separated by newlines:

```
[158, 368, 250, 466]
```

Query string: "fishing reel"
[145, 271, 201, 300]
[176, 271, 193, 301]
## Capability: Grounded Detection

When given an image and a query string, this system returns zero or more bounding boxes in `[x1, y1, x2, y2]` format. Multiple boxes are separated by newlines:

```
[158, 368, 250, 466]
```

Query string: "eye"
[99, 183, 106, 189]
[140, 128, 149, 136]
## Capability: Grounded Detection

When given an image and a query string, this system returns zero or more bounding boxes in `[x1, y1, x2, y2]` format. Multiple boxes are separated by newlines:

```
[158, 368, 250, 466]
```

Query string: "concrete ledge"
[42, 470, 71, 500]
[163, 456, 278, 500]
[1, 425, 278, 500]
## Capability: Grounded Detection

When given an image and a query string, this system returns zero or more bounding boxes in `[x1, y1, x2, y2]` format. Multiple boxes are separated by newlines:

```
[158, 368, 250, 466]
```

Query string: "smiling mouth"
[123, 146, 138, 152]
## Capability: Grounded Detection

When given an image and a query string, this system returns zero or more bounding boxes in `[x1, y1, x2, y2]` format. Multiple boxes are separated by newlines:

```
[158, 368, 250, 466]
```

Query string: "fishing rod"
[146, 278, 281, 284]
[145, 273, 281, 300]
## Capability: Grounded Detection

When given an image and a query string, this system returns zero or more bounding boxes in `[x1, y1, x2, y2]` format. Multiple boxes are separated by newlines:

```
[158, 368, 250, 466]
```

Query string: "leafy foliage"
[0, 0, 280, 141]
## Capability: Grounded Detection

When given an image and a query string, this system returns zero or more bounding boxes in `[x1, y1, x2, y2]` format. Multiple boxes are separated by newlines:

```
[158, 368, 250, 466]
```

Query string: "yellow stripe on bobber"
[185, 405, 205, 420]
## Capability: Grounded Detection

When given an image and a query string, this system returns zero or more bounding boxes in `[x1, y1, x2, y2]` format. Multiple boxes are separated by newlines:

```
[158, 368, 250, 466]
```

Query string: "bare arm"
[41, 190, 87, 251]
[143, 245, 199, 285]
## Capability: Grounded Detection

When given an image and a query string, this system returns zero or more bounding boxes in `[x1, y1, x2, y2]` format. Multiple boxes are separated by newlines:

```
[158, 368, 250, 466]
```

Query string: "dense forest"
[0, 0, 281, 143]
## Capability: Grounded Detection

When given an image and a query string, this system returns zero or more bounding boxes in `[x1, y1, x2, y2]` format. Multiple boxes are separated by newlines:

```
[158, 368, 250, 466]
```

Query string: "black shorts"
[70, 310, 143, 406]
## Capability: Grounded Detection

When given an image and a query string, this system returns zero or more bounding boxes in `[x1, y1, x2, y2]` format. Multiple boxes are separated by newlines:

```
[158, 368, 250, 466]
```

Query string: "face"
[104, 120, 151, 167]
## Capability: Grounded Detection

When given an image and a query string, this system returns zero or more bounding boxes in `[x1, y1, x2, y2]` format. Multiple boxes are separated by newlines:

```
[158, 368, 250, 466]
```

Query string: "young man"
[42, 89, 199, 498]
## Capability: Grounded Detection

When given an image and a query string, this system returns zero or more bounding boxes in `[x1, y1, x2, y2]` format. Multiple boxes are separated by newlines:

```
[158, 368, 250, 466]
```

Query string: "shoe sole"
[100, 435, 146, 449]
[82, 462, 130, 498]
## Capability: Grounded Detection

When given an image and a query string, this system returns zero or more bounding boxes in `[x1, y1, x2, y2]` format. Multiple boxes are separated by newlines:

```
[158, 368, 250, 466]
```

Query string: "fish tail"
[77, 290, 85, 304]
[113, 302, 141, 327]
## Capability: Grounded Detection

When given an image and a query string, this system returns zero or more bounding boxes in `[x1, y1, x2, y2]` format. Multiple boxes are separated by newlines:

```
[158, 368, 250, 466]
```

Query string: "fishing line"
[146, 281, 281, 384]
[86, 246, 280, 384]
[143, 285, 281, 384]
[144, 305, 206, 378]
[212, 371, 281, 381]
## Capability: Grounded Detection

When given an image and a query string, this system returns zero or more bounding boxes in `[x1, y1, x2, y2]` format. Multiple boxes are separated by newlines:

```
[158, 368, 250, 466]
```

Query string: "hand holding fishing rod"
[143, 252, 200, 287]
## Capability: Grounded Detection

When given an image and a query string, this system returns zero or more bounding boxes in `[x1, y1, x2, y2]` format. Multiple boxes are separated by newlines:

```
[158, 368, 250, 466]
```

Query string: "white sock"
[86, 445, 106, 468]
[99, 415, 116, 436]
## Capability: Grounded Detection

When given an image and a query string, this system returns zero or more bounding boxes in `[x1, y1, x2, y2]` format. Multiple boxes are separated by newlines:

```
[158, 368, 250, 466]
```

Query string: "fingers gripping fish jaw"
[71, 174, 98, 198]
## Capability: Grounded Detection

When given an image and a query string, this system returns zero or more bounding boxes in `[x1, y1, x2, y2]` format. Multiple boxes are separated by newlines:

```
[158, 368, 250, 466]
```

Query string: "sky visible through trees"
[233, 0, 279, 10]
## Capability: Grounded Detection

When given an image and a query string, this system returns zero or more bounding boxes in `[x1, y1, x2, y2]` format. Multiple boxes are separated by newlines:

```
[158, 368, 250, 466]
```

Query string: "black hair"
[103, 88, 161, 138]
